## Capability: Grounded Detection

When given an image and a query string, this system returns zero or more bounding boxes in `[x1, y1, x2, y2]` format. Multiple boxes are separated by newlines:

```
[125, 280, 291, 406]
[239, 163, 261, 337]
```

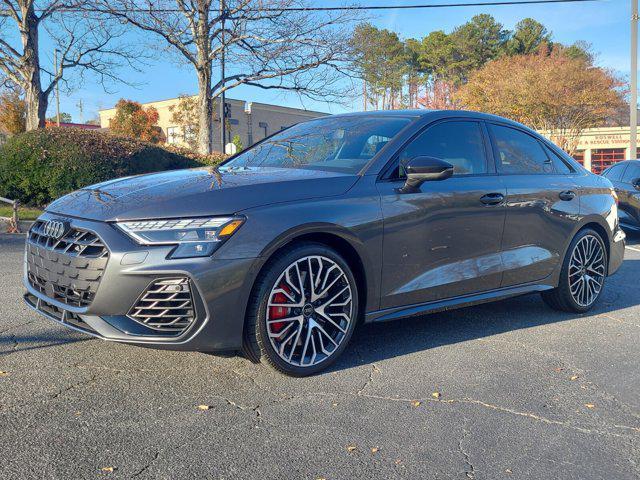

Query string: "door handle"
[559, 190, 576, 201]
[480, 193, 504, 206]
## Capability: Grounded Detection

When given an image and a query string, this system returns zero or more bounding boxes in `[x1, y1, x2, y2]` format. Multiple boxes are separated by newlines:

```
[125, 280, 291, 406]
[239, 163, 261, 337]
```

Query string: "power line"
[0, 0, 605, 15]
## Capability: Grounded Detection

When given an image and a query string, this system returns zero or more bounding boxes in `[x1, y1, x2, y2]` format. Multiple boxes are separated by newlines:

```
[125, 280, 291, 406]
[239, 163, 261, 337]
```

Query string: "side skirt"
[364, 284, 554, 323]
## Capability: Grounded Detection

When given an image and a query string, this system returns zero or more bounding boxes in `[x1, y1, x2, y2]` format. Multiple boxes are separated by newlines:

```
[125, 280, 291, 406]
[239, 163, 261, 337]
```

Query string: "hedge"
[0, 128, 207, 206]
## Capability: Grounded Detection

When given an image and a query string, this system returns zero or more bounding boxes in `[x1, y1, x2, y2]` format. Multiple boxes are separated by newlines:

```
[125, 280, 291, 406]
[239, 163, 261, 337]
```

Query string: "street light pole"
[631, 0, 638, 159]
[219, 0, 226, 152]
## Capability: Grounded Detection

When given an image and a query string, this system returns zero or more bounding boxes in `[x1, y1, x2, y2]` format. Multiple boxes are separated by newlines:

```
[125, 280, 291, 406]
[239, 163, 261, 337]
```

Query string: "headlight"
[116, 216, 244, 259]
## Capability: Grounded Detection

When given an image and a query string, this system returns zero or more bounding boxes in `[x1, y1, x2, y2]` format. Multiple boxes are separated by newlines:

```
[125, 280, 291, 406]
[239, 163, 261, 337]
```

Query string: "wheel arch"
[251, 224, 375, 323]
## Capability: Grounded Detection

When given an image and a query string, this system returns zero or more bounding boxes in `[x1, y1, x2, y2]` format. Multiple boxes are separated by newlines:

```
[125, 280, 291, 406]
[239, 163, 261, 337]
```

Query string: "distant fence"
[0, 196, 20, 233]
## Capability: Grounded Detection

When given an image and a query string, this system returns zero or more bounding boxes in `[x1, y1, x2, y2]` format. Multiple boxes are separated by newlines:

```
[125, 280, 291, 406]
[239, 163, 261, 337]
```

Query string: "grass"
[0, 205, 43, 221]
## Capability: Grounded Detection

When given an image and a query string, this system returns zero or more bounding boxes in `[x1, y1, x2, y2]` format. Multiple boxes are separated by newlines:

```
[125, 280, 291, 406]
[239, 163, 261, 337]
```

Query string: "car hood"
[46, 166, 359, 222]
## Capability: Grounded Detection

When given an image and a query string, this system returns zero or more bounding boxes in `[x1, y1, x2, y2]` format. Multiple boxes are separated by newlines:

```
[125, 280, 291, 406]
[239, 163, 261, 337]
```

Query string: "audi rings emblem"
[43, 220, 68, 240]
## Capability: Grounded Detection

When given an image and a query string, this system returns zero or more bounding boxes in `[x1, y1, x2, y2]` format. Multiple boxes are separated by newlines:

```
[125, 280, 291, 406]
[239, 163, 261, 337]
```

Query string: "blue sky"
[44, 0, 630, 122]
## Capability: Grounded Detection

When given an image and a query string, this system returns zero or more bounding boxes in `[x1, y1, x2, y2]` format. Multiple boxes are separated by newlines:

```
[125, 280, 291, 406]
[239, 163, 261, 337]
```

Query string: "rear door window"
[490, 124, 553, 174]
[543, 144, 573, 174]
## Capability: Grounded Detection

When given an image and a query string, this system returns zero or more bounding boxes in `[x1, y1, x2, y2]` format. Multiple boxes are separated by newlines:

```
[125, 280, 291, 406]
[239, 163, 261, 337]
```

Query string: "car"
[23, 110, 625, 376]
[601, 160, 640, 231]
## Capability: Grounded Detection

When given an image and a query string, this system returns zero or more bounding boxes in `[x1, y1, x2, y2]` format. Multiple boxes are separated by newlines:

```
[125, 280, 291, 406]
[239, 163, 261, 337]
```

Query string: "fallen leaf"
[585, 403, 595, 409]
[505, 468, 513, 474]
[411, 400, 421, 407]
[570, 375, 579, 381]
[394, 459, 402, 465]
[331, 402, 339, 407]
[432, 392, 441, 399]
[316, 477, 327, 480]
[346, 444, 357, 453]
[370, 447, 379, 454]
[100, 467, 115, 473]
[553, 367, 564, 372]
[197, 404, 211, 411]
[0, 371, 8, 377]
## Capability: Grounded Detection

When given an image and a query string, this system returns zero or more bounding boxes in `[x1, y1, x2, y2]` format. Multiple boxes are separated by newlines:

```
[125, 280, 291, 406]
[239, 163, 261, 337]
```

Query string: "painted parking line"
[626, 245, 640, 253]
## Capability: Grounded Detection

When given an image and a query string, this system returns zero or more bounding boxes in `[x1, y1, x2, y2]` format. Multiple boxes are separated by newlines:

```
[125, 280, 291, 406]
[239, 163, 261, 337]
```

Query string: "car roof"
[326, 109, 532, 129]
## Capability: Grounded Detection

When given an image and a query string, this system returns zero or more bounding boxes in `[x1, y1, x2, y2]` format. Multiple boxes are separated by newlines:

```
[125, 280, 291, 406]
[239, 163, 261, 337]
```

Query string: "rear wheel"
[243, 243, 359, 377]
[542, 228, 607, 313]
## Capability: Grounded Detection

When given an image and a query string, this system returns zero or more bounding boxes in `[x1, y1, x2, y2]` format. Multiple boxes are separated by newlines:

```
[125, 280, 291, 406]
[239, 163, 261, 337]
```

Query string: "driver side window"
[393, 121, 488, 179]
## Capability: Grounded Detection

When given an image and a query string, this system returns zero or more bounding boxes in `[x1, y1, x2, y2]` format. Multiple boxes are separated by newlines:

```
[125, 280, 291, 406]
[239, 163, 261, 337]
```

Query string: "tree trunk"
[21, 8, 45, 130]
[196, 65, 213, 154]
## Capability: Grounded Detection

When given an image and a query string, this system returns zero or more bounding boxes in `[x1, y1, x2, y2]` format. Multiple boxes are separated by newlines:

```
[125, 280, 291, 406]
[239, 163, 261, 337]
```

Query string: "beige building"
[99, 96, 326, 153]
[539, 126, 639, 174]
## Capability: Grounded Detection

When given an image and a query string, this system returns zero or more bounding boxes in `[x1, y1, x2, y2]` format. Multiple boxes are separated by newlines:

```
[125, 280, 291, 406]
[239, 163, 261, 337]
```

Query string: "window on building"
[259, 122, 268, 138]
[591, 148, 626, 174]
[396, 121, 488, 177]
[167, 127, 180, 144]
[490, 124, 553, 174]
[572, 150, 585, 165]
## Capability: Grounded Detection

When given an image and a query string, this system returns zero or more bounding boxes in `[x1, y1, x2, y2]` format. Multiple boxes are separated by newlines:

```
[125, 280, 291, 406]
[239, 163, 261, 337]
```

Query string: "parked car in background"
[601, 160, 640, 231]
[23, 110, 625, 376]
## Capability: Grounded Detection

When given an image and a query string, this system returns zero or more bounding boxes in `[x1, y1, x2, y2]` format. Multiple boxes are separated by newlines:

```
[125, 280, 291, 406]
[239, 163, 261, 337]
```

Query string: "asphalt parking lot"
[1, 233, 639, 480]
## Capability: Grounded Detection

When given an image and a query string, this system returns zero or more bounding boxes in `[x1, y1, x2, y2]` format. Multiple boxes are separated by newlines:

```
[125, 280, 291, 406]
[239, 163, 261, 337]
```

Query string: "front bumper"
[23, 212, 261, 352]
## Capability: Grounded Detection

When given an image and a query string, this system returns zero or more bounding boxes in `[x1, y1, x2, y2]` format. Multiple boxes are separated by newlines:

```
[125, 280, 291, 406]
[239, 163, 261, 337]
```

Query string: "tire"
[541, 228, 608, 313]
[242, 242, 359, 377]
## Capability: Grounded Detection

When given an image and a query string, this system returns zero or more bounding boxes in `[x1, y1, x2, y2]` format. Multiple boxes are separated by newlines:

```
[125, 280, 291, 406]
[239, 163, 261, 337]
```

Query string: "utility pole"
[631, 0, 638, 159]
[54, 49, 61, 126]
[219, 0, 226, 152]
[76, 99, 84, 124]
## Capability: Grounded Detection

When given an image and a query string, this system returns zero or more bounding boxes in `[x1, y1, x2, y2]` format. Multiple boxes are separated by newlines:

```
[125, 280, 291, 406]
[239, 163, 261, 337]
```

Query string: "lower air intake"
[128, 278, 195, 333]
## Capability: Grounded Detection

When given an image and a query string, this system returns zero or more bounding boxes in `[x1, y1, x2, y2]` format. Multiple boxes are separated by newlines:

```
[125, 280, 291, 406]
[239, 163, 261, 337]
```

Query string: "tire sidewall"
[254, 243, 359, 377]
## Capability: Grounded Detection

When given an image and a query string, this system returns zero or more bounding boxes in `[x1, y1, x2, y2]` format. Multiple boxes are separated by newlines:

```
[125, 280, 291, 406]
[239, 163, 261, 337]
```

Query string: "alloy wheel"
[266, 255, 353, 368]
[568, 234, 606, 307]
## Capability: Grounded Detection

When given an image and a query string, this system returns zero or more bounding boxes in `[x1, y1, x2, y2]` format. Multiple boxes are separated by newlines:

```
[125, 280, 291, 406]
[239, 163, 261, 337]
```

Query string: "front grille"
[128, 278, 195, 333]
[26, 220, 109, 307]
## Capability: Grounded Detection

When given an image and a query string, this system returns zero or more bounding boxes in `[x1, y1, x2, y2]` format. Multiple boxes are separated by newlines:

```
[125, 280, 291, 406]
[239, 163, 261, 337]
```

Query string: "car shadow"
[329, 257, 640, 373]
[0, 330, 91, 356]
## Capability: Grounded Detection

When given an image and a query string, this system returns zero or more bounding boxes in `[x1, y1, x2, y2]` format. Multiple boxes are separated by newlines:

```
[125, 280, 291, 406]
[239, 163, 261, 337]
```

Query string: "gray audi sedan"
[24, 111, 625, 376]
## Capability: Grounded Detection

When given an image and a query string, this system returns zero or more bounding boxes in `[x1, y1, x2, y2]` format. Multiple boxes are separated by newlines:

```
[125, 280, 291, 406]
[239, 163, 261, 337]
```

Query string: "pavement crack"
[458, 427, 476, 479]
[310, 391, 640, 440]
[357, 362, 381, 395]
[131, 450, 160, 478]
[50, 374, 99, 400]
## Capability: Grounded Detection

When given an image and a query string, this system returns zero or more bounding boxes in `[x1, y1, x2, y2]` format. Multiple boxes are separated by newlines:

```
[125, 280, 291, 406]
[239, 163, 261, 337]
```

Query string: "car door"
[619, 162, 640, 227]
[487, 123, 581, 287]
[376, 119, 507, 310]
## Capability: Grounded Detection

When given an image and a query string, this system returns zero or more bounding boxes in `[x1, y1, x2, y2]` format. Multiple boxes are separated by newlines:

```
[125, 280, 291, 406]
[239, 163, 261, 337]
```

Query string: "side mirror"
[397, 156, 454, 194]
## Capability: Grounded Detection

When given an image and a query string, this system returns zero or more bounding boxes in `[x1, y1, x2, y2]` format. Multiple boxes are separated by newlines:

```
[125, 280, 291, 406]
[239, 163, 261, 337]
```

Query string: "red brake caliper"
[269, 284, 292, 333]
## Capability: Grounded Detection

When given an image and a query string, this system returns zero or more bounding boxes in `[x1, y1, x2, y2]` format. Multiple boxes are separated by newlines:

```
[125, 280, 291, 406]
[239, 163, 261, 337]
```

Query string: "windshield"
[221, 115, 413, 174]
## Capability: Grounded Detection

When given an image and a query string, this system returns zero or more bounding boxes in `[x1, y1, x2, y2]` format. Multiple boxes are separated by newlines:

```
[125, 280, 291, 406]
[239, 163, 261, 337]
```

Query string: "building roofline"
[98, 95, 328, 116]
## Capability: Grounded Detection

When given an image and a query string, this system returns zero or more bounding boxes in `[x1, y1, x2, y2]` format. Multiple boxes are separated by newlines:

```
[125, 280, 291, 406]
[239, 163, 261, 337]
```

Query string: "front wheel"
[243, 243, 359, 377]
[542, 228, 608, 313]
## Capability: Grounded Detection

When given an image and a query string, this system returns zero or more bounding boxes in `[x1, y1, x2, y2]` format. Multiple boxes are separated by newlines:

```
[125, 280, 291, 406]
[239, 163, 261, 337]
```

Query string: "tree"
[456, 47, 626, 154]
[0, 0, 139, 130]
[0, 89, 26, 134]
[46, 112, 72, 123]
[108, 99, 163, 143]
[451, 14, 509, 80]
[169, 95, 199, 150]
[98, 0, 355, 154]
[351, 23, 408, 110]
[504, 18, 551, 55]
